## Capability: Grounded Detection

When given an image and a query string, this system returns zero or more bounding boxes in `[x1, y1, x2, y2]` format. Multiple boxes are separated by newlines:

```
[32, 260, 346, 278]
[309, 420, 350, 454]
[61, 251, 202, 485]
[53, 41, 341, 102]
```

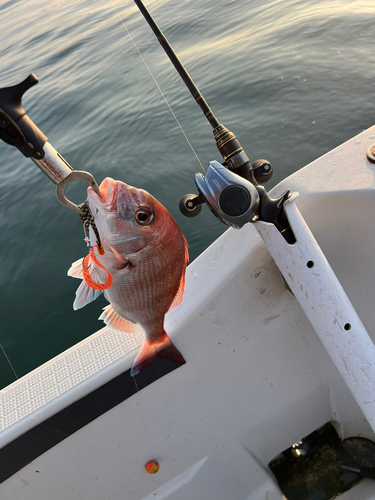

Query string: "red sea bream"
[68, 177, 188, 376]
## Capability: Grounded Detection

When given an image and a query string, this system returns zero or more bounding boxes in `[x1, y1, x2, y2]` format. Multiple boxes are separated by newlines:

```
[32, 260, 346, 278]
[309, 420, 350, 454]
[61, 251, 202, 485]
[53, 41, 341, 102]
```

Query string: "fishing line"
[109, 0, 205, 173]
[41, 423, 69, 437]
[0, 343, 19, 381]
[133, 375, 139, 392]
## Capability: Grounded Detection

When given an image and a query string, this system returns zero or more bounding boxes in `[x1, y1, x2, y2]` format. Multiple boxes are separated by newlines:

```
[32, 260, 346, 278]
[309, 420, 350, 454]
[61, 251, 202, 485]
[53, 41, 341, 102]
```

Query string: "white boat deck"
[1, 126, 375, 499]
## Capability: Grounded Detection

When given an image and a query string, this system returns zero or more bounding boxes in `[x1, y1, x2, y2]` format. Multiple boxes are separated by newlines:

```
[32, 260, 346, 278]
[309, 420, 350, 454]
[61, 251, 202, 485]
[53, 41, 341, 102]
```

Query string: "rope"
[78, 202, 102, 251]
[82, 247, 113, 291]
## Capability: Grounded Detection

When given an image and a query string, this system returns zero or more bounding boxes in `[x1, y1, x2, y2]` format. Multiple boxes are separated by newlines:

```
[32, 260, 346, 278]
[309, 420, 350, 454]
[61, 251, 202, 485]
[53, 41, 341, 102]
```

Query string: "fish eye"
[135, 207, 154, 226]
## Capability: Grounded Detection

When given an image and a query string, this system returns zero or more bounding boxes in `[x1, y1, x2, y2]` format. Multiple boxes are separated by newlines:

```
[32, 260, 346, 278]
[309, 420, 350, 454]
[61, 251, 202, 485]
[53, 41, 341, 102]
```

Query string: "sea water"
[0, 0, 374, 388]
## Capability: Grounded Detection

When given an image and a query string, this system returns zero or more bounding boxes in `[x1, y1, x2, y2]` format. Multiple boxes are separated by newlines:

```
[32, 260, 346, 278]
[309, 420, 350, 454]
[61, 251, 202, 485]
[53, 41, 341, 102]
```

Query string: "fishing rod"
[133, 0, 295, 241]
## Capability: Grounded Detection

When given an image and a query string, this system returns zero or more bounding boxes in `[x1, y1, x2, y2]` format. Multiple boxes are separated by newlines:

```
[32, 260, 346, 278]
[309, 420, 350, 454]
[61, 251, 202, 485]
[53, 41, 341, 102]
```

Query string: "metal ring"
[55, 171, 101, 213]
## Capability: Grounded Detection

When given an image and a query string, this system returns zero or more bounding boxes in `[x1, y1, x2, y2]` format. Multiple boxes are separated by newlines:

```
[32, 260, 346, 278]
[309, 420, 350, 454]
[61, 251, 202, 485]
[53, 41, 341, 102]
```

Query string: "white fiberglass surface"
[1, 129, 375, 499]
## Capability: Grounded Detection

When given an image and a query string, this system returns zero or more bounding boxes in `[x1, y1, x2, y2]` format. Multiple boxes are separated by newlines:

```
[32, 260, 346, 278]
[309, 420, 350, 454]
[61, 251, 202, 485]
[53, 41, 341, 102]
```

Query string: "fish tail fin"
[130, 332, 185, 377]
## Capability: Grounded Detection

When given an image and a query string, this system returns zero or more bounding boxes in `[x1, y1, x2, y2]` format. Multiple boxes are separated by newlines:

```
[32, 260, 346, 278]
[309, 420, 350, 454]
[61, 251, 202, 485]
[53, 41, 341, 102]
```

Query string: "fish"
[68, 177, 189, 376]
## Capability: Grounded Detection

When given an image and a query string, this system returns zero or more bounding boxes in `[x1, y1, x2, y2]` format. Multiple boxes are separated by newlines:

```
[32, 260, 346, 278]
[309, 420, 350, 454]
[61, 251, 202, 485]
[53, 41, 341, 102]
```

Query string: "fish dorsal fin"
[168, 273, 186, 311]
[99, 304, 143, 334]
[73, 281, 103, 310]
[168, 236, 189, 312]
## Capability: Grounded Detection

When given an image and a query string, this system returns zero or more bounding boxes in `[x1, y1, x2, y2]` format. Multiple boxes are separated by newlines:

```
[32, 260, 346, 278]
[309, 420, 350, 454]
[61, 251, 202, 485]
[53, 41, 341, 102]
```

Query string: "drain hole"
[307, 261, 314, 268]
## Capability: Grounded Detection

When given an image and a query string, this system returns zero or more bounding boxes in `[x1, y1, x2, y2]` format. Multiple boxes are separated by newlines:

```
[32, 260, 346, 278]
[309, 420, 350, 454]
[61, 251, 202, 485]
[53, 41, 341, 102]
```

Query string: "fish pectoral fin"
[68, 255, 108, 284]
[99, 304, 142, 334]
[130, 333, 186, 377]
[73, 280, 103, 310]
[107, 244, 133, 271]
[69, 254, 109, 309]
[68, 258, 84, 279]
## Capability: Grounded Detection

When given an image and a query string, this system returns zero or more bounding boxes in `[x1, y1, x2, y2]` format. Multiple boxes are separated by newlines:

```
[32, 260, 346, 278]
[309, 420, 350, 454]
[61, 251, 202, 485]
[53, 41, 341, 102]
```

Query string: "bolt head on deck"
[366, 144, 375, 162]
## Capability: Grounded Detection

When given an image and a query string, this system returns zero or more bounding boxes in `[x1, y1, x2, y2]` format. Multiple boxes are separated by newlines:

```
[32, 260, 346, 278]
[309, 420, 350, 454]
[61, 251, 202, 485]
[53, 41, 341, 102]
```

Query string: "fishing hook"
[82, 221, 91, 248]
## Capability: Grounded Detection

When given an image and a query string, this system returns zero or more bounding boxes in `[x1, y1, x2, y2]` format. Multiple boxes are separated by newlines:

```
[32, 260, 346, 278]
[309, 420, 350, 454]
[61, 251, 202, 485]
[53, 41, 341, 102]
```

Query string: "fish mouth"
[87, 177, 152, 221]
[87, 177, 118, 212]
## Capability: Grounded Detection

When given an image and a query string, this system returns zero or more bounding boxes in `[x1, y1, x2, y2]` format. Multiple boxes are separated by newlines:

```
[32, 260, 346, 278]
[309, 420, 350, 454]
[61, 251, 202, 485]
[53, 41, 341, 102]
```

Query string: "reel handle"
[179, 194, 204, 218]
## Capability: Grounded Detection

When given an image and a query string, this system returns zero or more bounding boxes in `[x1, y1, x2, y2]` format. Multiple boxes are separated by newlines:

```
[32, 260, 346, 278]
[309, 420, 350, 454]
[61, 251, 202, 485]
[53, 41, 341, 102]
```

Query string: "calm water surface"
[0, 0, 374, 388]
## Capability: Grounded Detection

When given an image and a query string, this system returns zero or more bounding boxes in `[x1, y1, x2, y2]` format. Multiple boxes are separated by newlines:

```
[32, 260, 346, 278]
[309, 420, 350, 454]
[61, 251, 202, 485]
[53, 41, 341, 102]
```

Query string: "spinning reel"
[176, 119, 292, 233]
[179, 158, 273, 228]
[178, 153, 293, 244]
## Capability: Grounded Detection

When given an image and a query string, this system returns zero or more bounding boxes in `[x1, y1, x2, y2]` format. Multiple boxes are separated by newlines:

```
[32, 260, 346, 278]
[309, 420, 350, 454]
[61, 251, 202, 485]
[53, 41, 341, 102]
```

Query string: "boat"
[0, 1, 375, 499]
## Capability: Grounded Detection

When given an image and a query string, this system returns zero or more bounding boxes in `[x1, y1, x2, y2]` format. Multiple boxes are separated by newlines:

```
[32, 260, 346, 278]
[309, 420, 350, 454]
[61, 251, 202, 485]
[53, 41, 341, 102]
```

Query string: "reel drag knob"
[179, 194, 203, 217]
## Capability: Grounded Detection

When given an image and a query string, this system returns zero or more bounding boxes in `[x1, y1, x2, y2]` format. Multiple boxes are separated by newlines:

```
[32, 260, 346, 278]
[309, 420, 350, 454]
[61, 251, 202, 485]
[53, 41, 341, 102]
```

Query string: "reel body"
[194, 161, 260, 228]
